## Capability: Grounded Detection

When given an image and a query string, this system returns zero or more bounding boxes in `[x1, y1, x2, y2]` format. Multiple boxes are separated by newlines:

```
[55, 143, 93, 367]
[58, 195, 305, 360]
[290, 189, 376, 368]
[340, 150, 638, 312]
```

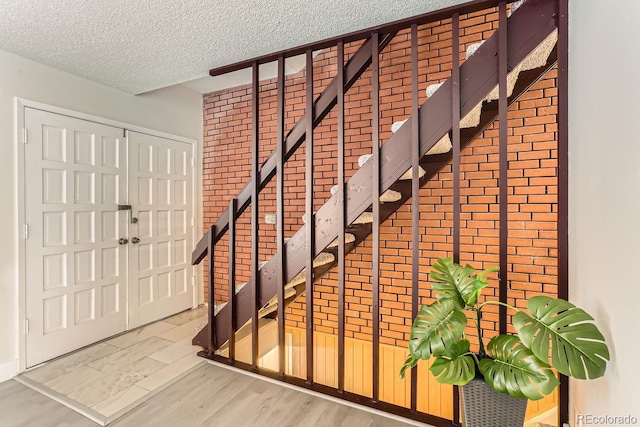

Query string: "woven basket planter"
[461, 379, 528, 427]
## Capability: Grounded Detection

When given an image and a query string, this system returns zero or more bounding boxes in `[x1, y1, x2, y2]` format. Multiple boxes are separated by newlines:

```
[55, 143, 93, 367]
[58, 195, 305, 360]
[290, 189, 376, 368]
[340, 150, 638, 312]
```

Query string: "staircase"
[193, 0, 563, 423]
[193, 0, 559, 360]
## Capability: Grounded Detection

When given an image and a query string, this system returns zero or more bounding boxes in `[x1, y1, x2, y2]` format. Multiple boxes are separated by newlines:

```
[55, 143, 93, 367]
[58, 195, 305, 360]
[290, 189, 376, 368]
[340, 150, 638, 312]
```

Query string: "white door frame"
[16, 98, 202, 373]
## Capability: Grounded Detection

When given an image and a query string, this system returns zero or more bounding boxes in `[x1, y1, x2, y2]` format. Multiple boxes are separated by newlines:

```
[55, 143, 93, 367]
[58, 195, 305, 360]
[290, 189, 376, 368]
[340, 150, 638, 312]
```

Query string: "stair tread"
[331, 184, 401, 203]
[264, 213, 276, 224]
[426, 82, 443, 98]
[466, 40, 485, 59]
[281, 251, 337, 290]
[301, 212, 317, 224]
[391, 119, 408, 134]
[353, 212, 373, 225]
[326, 233, 356, 248]
[485, 29, 557, 102]
[258, 287, 297, 317]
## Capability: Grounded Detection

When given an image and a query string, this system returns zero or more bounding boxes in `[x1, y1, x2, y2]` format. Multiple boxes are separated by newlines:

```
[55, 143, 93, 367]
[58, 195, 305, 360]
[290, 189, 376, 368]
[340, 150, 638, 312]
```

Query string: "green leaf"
[430, 339, 476, 386]
[430, 257, 498, 309]
[479, 335, 559, 400]
[408, 299, 467, 361]
[400, 355, 418, 379]
[513, 296, 609, 380]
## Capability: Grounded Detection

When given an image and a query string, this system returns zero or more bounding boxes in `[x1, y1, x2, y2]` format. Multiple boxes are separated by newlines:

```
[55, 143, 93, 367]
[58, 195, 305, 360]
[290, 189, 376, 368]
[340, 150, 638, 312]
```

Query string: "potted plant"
[400, 257, 609, 427]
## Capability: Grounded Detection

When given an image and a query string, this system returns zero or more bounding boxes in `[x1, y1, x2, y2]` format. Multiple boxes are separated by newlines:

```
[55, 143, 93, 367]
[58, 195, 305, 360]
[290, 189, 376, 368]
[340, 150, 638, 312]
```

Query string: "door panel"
[25, 108, 127, 368]
[128, 131, 194, 328]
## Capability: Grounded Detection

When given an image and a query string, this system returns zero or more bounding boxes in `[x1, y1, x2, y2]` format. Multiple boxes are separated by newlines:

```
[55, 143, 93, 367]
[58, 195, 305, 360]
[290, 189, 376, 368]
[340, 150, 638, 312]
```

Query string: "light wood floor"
[1, 363, 417, 427]
[18, 306, 208, 420]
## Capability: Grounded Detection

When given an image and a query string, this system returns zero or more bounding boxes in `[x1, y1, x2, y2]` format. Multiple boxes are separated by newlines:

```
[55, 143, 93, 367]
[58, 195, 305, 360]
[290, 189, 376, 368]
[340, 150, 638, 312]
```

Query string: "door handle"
[118, 204, 136, 224]
[118, 238, 128, 245]
[131, 237, 140, 244]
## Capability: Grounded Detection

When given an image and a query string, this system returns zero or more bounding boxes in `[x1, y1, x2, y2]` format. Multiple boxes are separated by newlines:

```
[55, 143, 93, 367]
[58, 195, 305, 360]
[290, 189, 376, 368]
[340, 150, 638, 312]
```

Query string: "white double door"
[24, 108, 194, 368]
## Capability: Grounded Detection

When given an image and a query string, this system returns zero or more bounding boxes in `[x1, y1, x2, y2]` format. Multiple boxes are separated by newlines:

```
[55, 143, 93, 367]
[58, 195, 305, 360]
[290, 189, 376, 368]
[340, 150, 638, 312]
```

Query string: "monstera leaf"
[513, 296, 610, 380]
[430, 339, 476, 386]
[479, 335, 559, 400]
[430, 258, 498, 309]
[407, 299, 467, 361]
[399, 355, 418, 379]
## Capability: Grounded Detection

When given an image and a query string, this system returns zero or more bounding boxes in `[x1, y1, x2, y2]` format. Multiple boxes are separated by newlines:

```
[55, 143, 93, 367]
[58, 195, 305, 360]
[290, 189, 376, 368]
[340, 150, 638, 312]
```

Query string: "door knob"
[118, 238, 128, 245]
[131, 237, 140, 244]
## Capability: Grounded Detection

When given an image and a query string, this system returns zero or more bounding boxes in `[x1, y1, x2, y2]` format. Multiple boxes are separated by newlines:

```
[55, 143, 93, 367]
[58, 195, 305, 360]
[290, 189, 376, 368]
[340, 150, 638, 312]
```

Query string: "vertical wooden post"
[207, 226, 216, 357]
[336, 41, 346, 394]
[410, 23, 420, 414]
[451, 14, 461, 424]
[498, 1, 508, 335]
[228, 198, 237, 362]
[452, 14, 461, 265]
[557, 0, 570, 424]
[305, 49, 315, 385]
[251, 62, 260, 369]
[276, 55, 286, 377]
[371, 31, 381, 403]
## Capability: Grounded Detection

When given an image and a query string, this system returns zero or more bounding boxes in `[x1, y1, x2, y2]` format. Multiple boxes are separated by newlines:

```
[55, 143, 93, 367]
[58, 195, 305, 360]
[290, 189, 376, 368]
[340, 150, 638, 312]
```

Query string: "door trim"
[16, 98, 201, 373]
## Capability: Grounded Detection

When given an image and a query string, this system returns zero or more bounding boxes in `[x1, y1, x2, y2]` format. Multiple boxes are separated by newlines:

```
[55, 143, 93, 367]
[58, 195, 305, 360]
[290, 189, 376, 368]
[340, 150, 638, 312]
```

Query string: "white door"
[127, 131, 194, 328]
[24, 109, 195, 368]
[24, 108, 128, 367]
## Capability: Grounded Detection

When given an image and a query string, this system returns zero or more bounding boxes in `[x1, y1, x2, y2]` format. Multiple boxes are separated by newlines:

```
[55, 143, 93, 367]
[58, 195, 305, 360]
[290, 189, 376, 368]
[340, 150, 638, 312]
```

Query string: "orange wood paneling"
[255, 326, 556, 422]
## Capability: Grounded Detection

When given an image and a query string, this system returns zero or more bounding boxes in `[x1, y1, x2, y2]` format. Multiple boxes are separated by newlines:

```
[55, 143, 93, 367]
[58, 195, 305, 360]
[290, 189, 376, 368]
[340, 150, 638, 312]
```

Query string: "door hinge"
[23, 129, 28, 144]
[25, 318, 29, 334]
[24, 224, 29, 239]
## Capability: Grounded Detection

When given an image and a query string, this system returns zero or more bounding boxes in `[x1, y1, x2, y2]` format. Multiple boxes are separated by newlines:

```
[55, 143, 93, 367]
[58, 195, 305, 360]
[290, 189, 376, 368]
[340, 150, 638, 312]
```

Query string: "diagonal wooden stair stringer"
[193, 0, 560, 353]
[191, 32, 397, 266]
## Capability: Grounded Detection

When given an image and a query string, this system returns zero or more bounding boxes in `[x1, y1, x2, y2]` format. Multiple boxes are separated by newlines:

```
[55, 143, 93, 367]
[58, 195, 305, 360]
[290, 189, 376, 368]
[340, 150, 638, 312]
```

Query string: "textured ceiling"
[0, 0, 463, 94]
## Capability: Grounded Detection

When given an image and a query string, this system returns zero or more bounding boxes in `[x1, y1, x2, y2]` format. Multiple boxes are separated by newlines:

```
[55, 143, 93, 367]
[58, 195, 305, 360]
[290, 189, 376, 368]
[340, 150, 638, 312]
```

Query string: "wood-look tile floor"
[16, 306, 208, 424]
[1, 363, 417, 427]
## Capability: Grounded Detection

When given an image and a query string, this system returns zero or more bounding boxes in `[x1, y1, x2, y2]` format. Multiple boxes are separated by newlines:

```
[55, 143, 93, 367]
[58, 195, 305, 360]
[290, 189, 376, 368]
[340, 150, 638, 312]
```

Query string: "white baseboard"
[0, 359, 17, 383]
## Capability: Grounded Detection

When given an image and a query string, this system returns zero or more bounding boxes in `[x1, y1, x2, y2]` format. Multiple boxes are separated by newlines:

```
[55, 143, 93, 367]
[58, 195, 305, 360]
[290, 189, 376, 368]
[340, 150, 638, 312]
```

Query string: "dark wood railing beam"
[208, 0, 521, 77]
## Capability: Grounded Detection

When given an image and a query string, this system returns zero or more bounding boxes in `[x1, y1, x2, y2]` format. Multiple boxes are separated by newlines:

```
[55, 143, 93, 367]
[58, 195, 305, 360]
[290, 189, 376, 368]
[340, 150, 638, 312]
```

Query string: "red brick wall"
[202, 7, 558, 348]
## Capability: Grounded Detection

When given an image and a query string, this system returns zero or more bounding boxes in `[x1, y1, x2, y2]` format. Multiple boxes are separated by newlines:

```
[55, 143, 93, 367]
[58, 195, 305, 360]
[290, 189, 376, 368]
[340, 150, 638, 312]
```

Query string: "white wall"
[1, 2, 635, 420]
[0, 48, 203, 381]
[569, 0, 639, 424]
